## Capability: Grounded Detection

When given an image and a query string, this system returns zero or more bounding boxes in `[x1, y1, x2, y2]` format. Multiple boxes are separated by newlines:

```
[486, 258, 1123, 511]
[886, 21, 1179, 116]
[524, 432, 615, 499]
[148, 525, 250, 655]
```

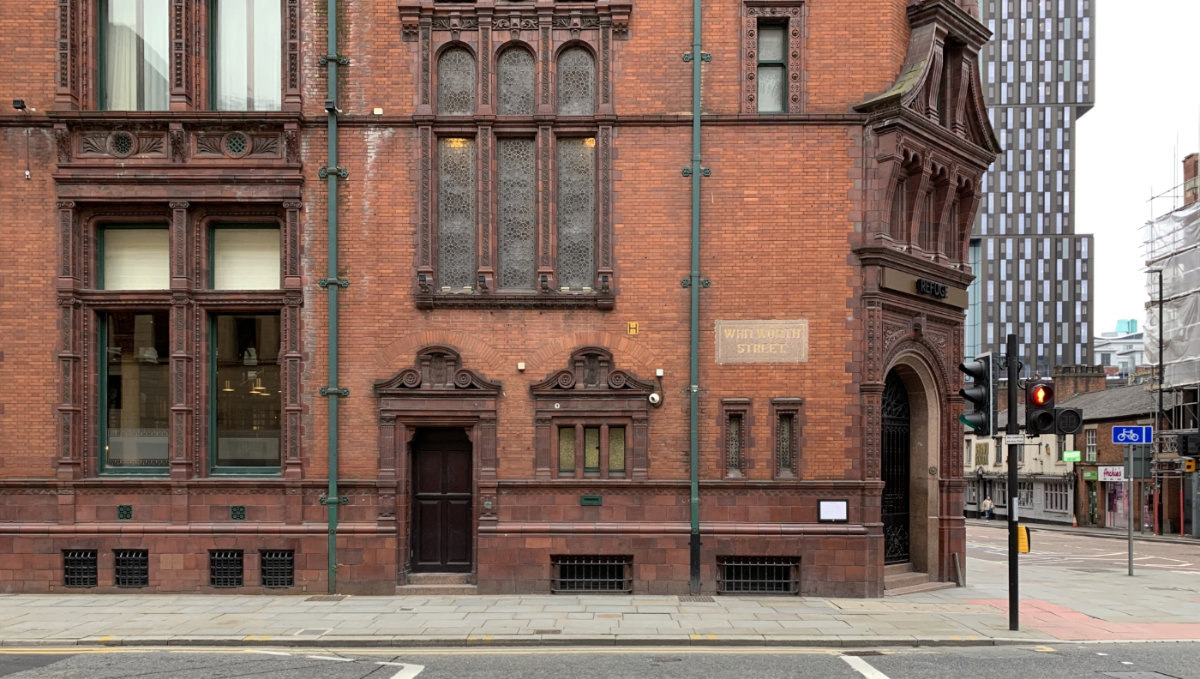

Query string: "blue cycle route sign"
[1112, 425, 1153, 445]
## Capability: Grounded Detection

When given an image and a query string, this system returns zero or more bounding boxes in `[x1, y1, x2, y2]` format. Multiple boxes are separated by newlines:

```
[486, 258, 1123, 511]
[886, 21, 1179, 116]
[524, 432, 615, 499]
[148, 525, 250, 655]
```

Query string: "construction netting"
[1144, 199, 1200, 389]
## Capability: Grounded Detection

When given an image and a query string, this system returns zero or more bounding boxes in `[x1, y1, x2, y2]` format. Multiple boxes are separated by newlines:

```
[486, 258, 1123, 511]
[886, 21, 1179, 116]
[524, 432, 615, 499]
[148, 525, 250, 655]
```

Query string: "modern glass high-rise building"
[968, 0, 1095, 376]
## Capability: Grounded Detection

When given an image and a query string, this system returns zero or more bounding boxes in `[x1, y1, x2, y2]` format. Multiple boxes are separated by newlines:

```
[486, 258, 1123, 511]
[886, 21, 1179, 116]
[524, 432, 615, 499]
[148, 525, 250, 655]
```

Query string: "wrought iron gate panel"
[881, 371, 911, 564]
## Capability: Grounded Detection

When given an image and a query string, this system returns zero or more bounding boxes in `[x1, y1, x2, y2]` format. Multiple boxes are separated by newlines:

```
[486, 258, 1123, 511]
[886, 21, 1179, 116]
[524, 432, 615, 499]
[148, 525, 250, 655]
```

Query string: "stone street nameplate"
[715, 320, 809, 364]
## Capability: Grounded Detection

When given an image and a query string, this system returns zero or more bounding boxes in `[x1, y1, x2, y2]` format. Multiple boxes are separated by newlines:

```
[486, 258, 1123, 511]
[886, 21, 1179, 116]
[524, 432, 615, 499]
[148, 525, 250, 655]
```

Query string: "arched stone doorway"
[881, 358, 942, 575]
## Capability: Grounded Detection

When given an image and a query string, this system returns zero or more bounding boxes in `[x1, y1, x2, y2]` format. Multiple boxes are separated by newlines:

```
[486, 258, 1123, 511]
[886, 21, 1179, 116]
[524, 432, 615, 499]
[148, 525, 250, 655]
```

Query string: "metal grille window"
[260, 550, 294, 588]
[550, 555, 632, 593]
[114, 549, 149, 588]
[438, 137, 478, 291]
[720, 399, 750, 479]
[772, 398, 803, 479]
[63, 550, 98, 588]
[556, 138, 597, 290]
[209, 550, 244, 588]
[716, 556, 799, 594]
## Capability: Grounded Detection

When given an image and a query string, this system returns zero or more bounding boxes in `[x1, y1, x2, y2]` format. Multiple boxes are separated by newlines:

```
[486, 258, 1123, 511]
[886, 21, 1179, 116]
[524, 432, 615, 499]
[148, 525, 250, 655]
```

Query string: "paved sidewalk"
[1, 524, 1198, 649]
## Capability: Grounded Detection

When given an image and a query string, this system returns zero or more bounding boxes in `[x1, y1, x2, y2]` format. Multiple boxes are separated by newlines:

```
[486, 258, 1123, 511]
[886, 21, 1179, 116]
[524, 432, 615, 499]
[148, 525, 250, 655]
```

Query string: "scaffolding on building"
[1142, 159, 1200, 536]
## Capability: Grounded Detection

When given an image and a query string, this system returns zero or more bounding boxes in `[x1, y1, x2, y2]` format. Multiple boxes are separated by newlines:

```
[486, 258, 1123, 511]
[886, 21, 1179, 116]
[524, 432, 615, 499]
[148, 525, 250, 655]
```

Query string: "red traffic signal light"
[1028, 382, 1053, 407]
[1025, 378, 1056, 435]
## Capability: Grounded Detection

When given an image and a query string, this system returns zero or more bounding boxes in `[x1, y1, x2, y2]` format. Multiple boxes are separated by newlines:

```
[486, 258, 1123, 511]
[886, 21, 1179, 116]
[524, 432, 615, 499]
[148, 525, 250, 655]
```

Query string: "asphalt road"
[0, 643, 1197, 678]
[969, 522, 1200, 572]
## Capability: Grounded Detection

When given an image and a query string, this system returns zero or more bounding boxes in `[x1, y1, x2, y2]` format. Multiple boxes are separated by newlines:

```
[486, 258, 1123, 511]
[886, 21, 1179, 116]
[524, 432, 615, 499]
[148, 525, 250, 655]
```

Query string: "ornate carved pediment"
[375, 345, 501, 395]
[856, 0, 999, 155]
[530, 347, 655, 395]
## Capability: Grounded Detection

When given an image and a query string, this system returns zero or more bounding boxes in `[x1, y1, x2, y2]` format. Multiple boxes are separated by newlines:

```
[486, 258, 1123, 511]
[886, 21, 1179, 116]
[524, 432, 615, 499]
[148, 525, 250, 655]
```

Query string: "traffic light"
[1025, 378, 1056, 435]
[958, 353, 994, 436]
[1055, 406, 1083, 435]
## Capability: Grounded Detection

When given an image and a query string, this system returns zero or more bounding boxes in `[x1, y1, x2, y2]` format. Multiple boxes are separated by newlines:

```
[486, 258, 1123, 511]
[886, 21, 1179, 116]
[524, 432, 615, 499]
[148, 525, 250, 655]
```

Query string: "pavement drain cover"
[1102, 673, 1181, 678]
[306, 595, 347, 602]
[651, 658, 683, 663]
[534, 629, 562, 634]
[843, 651, 884, 657]
[678, 596, 715, 602]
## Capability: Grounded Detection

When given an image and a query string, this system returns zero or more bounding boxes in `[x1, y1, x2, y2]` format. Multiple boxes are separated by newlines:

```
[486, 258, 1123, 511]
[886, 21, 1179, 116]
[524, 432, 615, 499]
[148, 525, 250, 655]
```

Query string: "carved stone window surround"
[719, 399, 751, 479]
[404, 0, 626, 310]
[530, 347, 653, 480]
[54, 201, 304, 481]
[741, 0, 806, 114]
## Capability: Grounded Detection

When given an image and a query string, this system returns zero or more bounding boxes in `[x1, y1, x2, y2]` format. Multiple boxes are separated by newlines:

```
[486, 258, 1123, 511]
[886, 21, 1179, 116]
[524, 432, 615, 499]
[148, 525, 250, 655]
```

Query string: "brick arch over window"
[530, 347, 655, 479]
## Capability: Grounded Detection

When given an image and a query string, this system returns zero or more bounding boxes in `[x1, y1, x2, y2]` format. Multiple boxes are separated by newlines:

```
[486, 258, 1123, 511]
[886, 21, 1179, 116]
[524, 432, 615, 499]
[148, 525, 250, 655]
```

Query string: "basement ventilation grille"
[261, 550, 295, 588]
[209, 549, 244, 588]
[114, 549, 149, 588]
[716, 556, 800, 594]
[63, 550, 98, 588]
[550, 555, 632, 593]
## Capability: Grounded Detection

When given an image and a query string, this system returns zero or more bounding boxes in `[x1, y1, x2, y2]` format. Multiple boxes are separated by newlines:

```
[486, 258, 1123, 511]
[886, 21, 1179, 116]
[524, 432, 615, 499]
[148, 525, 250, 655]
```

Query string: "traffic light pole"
[1006, 333, 1019, 631]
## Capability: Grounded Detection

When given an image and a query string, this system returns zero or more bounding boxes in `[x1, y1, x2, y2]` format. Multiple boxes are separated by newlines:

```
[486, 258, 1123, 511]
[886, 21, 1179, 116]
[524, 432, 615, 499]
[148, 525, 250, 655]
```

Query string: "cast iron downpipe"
[686, 0, 705, 595]
[322, 0, 346, 594]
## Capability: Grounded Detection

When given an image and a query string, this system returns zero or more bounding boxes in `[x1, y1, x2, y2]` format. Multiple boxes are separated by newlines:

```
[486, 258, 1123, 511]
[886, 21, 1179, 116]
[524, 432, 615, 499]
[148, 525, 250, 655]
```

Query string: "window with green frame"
[100, 0, 171, 111]
[556, 423, 627, 478]
[210, 0, 282, 111]
[211, 313, 282, 472]
[100, 310, 170, 472]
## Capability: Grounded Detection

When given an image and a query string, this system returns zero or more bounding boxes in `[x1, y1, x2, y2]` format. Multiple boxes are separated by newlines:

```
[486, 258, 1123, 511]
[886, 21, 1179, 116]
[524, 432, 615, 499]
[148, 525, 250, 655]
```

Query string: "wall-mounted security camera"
[648, 392, 662, 406]
[12, 99, 26, 111]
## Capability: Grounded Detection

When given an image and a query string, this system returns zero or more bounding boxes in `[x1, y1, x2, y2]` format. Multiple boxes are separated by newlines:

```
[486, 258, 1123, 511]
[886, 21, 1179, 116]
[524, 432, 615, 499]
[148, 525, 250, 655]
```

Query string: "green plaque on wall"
[1063, 450, 1081, 462]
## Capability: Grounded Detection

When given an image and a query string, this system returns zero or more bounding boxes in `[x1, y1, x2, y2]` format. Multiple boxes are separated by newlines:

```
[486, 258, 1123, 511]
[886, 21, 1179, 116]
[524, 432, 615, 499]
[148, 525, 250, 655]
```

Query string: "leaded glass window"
[437, 47, 476, 115]
[777, 413, 794, 475]
[498, 48, 535, 115]
[498, 138, 536, 289]
[608, 426, 626, 474]
[438, 138, 476, 290]
[556, 47, 595, 115]
[726, 414, 743, 475]
[556, 137, 596, 290]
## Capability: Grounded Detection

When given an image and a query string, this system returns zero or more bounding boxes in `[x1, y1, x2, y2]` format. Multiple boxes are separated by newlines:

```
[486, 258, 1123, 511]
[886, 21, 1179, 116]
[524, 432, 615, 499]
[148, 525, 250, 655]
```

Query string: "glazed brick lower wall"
[0, 534, 395, 595]
[477, 532, 878, 597]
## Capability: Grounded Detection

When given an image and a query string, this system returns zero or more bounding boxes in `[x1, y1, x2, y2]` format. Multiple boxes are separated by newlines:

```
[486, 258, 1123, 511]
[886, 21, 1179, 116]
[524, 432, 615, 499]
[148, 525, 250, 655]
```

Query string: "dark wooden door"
[411, 429, 472, 572]
[881, 371, 911, 565]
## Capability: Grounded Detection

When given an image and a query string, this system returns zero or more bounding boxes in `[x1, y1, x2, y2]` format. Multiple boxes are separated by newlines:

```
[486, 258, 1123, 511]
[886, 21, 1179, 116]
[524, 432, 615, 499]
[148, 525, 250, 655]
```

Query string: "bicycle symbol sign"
[1112, 425, 1153, 445]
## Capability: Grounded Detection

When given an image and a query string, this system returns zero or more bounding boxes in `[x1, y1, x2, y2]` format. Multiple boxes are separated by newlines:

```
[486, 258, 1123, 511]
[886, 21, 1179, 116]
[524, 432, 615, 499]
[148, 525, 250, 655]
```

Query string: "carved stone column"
[55, 201, 82, 480]
[55, 0, 81, 110]
[282, 292, 303, 480]
[283, 0, 302, 111]
[169, 0, 192, 109]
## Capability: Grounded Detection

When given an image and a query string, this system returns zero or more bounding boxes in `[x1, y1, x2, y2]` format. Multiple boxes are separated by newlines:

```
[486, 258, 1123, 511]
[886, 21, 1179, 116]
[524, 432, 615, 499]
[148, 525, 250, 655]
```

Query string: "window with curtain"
[212, 313, 281, 470]
[103, 0, 170, 110]
[212, 226, 281, 290]
[212, 0, 282, 111]
[756, 23, 786, 113]
[102, 227, 170, 290]
[101, 311, 170, 471]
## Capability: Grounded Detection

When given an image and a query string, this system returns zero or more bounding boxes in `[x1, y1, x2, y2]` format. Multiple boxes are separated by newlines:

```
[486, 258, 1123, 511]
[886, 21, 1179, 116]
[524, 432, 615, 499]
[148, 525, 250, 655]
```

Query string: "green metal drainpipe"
[686, 0, 707, 595]
[320, 0, 348, 594]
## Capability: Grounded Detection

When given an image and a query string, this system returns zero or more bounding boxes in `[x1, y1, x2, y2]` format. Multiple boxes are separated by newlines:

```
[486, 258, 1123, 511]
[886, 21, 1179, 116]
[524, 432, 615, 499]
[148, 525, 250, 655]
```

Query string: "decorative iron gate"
[881, 371, 911, 564]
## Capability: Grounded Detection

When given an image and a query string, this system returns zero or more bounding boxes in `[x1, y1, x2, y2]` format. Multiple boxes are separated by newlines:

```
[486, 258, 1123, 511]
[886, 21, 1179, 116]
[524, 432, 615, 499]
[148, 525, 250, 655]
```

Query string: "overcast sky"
[1075, 1, 1200, 336]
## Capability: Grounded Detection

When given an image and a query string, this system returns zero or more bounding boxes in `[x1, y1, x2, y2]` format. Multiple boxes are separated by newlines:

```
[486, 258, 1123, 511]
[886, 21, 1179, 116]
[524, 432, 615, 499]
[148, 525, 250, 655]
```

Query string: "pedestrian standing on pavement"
[982, 496, 994, 520]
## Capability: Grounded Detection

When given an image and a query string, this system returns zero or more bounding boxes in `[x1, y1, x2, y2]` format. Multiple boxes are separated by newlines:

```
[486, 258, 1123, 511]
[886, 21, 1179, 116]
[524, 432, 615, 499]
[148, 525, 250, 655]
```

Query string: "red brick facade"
[0, 0, 994, 595]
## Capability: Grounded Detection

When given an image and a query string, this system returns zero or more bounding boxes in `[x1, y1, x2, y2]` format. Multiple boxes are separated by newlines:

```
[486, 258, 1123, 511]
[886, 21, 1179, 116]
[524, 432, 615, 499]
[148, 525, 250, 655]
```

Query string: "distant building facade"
[967, 0, 1096, 375]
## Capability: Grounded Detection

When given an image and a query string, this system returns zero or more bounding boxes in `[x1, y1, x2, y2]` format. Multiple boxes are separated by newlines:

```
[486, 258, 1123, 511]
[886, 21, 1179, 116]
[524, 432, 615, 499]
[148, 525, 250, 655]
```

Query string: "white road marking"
[389, 663, 426, 679]
[840, 655, 891, 679]
[306, 655, 354, 662]
[246, 650, 292, 656]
